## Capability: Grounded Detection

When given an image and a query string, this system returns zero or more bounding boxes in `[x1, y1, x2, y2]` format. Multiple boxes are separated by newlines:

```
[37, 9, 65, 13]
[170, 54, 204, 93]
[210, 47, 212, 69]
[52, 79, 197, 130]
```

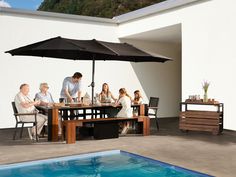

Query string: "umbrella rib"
[96, 40, 119, 56]
[65, 39, 86, 50]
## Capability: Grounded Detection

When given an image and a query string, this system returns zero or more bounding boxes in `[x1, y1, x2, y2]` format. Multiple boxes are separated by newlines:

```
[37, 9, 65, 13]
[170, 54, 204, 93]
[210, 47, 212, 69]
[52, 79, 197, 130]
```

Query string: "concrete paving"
[0, 118, 235, 177]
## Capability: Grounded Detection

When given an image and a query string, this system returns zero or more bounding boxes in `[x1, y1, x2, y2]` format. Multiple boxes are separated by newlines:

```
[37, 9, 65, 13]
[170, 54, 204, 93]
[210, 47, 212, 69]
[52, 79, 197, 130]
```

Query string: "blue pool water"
[0, 150, 213, 177]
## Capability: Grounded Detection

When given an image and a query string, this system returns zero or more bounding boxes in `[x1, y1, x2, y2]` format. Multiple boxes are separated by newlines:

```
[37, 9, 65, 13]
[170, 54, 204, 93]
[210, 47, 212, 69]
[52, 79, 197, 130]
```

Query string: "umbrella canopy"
[6, 36, 171, 103]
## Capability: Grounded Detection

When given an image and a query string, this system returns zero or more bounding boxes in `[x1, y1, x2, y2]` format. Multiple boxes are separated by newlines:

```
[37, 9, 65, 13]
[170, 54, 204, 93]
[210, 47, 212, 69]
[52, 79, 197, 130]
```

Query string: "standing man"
[60, 72, 83, 103]
[14, 84, 47, 140]
[60, 72, 83, 120]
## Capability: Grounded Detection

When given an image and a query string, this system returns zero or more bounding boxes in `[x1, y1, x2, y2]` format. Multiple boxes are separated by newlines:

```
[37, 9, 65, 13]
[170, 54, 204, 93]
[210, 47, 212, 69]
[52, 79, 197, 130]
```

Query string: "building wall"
[120, 39, 181, 118]
[1, 0, 235, 131]
[0, 11, 177, 128]
[0, 13, 127, 128]
[118, 0, 236, 130]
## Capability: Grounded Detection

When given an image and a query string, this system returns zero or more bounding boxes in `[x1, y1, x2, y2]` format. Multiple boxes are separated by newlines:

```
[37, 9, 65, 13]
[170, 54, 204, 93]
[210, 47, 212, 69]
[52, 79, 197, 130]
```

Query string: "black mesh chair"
[12, 102, 38, 141]
[148, 97, 160, 131]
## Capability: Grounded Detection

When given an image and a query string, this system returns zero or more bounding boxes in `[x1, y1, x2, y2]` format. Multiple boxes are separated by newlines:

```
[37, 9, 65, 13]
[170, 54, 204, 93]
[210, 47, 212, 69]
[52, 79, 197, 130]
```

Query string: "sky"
[0, 0, 43, 10]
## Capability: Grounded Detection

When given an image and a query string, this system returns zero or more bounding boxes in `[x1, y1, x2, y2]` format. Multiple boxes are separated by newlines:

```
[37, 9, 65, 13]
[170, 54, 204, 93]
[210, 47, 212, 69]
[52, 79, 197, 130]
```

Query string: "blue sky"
[1, 0, 43, 10]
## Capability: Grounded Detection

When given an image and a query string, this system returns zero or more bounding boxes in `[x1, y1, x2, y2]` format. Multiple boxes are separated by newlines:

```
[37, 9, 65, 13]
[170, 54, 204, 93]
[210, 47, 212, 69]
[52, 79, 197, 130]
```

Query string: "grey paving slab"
[0, 118, 235, 177]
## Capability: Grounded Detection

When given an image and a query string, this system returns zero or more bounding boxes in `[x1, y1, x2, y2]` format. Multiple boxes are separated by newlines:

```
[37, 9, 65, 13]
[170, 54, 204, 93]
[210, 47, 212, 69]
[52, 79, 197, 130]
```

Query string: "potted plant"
[202, 81, 210, 102]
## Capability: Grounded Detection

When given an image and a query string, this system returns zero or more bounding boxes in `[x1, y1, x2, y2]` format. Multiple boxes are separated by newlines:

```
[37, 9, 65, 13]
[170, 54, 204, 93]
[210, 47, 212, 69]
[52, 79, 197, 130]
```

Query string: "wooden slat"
[179, 124, 219, 134]
[179, 124, 218, 130]
[180, 111, 220, 119]
[180, 118, 219, 125]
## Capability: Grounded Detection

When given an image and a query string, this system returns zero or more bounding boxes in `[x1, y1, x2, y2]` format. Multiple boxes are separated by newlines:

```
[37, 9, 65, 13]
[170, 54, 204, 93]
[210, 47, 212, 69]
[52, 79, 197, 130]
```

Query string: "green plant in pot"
[202, 81, 210, 102]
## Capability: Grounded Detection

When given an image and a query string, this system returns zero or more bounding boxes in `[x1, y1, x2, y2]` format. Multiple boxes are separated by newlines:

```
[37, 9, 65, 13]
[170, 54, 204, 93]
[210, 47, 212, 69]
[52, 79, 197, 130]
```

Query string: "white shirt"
[14, 92, 36, 114]
[116, 96, 133, 118]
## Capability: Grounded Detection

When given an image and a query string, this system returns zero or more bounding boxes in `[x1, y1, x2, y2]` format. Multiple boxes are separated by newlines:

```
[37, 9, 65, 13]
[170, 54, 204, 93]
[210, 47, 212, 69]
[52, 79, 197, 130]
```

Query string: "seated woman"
[35, 83, 54, 107]
[133, 90, 143, 104]
[98, 83, 117, 117]
[115, 88, 133, 134]
[35, 83, 61, 135]
[99, 83, 116, 103]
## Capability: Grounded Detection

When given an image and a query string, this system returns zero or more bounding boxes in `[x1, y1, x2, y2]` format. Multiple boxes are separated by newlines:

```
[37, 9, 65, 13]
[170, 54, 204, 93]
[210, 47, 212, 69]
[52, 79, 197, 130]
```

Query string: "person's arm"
[114, 97, 122, 107]
[19, 94, 40, 108]
[77, 90, 81, 102]
[20, 101, 40, 108]
[110, 92, 117, 102]
[35, 93, 48, 106]
[99, 93, 102, 103]
[64, 88, 73, 102]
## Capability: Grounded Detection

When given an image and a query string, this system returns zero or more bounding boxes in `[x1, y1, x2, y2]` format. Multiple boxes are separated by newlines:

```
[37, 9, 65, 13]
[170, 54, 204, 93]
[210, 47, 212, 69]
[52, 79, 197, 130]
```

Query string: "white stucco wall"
[0, 13, 113, 128]
[0, 10, 177, 128]
[118, 0, 236, 130]
[1, 0, 235, 131]
[119, 39, 181, 118]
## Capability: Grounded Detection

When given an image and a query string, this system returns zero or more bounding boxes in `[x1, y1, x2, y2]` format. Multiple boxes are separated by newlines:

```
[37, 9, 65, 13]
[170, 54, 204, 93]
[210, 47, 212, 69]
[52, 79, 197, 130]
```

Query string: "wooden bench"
[62, 116, 150, 144]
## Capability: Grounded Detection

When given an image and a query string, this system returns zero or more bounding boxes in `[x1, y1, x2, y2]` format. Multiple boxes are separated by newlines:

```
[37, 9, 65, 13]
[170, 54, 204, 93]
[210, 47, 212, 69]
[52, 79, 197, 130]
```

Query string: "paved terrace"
[0, 118, 235, 177]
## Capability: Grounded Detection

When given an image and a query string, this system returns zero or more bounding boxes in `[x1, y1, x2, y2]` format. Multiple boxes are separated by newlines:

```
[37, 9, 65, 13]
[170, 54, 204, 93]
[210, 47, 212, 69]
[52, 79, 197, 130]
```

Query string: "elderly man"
[14, 84, 47, 140]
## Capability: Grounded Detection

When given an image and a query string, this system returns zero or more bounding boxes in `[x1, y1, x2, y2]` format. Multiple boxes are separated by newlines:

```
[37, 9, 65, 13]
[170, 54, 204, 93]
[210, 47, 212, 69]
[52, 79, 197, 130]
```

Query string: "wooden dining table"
[37, 103, 147, 141]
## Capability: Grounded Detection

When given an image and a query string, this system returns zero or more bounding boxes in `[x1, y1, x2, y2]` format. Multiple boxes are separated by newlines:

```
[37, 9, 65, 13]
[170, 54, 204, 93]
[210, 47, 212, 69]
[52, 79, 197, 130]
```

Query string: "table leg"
[48, 108, 59, 141]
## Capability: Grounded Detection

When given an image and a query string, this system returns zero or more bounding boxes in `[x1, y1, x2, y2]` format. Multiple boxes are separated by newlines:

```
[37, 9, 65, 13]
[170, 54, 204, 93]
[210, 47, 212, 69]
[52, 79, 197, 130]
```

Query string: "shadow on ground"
[0, 118, 236, 146]
[0, 118, 235, 146]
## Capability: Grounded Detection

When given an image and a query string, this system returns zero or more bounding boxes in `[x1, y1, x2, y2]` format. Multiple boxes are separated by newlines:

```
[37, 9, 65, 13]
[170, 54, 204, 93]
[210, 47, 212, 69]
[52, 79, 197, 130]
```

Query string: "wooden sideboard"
[179, 102, 224, 135]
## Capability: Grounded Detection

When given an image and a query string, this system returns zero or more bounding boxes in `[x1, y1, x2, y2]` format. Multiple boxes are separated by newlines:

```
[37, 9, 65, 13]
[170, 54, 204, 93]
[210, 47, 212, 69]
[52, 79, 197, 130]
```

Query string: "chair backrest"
[12, 102, 18, 114]
[149, 97, 159, 108]
[12, 102, 20, 122]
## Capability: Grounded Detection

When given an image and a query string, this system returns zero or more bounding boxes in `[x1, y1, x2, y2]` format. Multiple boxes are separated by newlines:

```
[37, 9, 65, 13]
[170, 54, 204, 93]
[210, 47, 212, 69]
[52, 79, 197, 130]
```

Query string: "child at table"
[115, 88, 133, 134]
[133, 90, 143, 104]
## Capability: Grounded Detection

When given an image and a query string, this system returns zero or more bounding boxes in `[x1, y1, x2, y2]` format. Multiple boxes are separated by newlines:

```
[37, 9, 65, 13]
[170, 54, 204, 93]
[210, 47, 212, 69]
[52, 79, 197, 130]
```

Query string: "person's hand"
[34, 100, 41, 106]
[48, 103, 54, 107]
[68, 97, 73, 103]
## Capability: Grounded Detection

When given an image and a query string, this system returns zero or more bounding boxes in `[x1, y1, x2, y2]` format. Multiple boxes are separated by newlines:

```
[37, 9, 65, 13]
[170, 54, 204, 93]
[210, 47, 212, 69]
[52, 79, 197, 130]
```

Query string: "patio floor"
[0, 118, 235, 177]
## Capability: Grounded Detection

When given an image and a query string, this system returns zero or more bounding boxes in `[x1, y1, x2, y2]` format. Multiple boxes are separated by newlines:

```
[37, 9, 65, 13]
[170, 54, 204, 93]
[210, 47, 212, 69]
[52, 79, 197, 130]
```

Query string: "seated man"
[14, 83, 47, 140]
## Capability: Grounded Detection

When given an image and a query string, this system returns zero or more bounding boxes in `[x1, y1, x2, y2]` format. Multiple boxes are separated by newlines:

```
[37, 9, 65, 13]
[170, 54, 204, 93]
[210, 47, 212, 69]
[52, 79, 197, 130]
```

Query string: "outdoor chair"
[148, 97, 159, 131]
[12, 102, 38, 141]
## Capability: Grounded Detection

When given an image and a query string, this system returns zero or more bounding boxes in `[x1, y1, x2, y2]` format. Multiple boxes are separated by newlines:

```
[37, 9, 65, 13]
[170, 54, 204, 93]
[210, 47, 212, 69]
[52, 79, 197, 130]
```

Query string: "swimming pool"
[0, 150, 213, 177]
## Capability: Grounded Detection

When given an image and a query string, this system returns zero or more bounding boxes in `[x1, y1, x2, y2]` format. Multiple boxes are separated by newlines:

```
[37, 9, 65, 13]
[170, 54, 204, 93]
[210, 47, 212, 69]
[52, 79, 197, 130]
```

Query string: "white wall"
[118, 0, 236, 130]
[0, 13, 148, 128]
[181, 0, 236, 130]
[1, 0, 235, 131]
[0, 10, 177, 128]
[119, 39, 181, 118]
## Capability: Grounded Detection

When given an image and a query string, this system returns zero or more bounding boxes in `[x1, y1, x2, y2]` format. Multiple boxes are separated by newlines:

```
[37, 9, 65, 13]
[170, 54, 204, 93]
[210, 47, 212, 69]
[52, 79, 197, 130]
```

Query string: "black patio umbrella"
[6, 36, 171, 103]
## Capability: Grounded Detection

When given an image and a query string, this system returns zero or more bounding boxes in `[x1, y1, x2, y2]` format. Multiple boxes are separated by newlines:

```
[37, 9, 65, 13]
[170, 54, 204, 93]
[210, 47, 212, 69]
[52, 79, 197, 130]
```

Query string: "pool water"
[0, 150, 213, 177]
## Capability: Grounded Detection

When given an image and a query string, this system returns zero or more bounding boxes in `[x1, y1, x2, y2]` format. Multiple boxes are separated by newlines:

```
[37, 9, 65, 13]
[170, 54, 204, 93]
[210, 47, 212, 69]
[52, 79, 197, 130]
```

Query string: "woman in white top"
[115, 88, 133, 134]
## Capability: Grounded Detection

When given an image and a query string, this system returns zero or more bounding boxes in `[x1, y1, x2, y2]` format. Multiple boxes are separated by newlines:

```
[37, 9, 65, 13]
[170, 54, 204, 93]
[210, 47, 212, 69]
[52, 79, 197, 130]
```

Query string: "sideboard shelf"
[179, 102, 224, 135]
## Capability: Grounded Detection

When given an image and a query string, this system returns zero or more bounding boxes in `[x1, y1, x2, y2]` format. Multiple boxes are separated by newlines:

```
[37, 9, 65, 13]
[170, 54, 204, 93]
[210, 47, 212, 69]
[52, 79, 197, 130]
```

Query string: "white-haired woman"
[35, 83, 54, 107]
[35, 83, 62, 135]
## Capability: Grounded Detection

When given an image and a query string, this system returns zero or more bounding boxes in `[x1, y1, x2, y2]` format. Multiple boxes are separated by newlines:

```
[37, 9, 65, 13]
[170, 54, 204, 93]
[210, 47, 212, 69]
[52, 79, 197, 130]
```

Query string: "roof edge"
[0, 7, 117, 24]
[113, 0, 209, 23]
[0, 0, 209, 24]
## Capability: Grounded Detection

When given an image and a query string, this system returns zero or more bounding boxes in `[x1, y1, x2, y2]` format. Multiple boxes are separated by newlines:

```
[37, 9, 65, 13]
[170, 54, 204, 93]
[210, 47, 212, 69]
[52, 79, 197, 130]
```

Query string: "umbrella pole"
[91, 58, 95, 105]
